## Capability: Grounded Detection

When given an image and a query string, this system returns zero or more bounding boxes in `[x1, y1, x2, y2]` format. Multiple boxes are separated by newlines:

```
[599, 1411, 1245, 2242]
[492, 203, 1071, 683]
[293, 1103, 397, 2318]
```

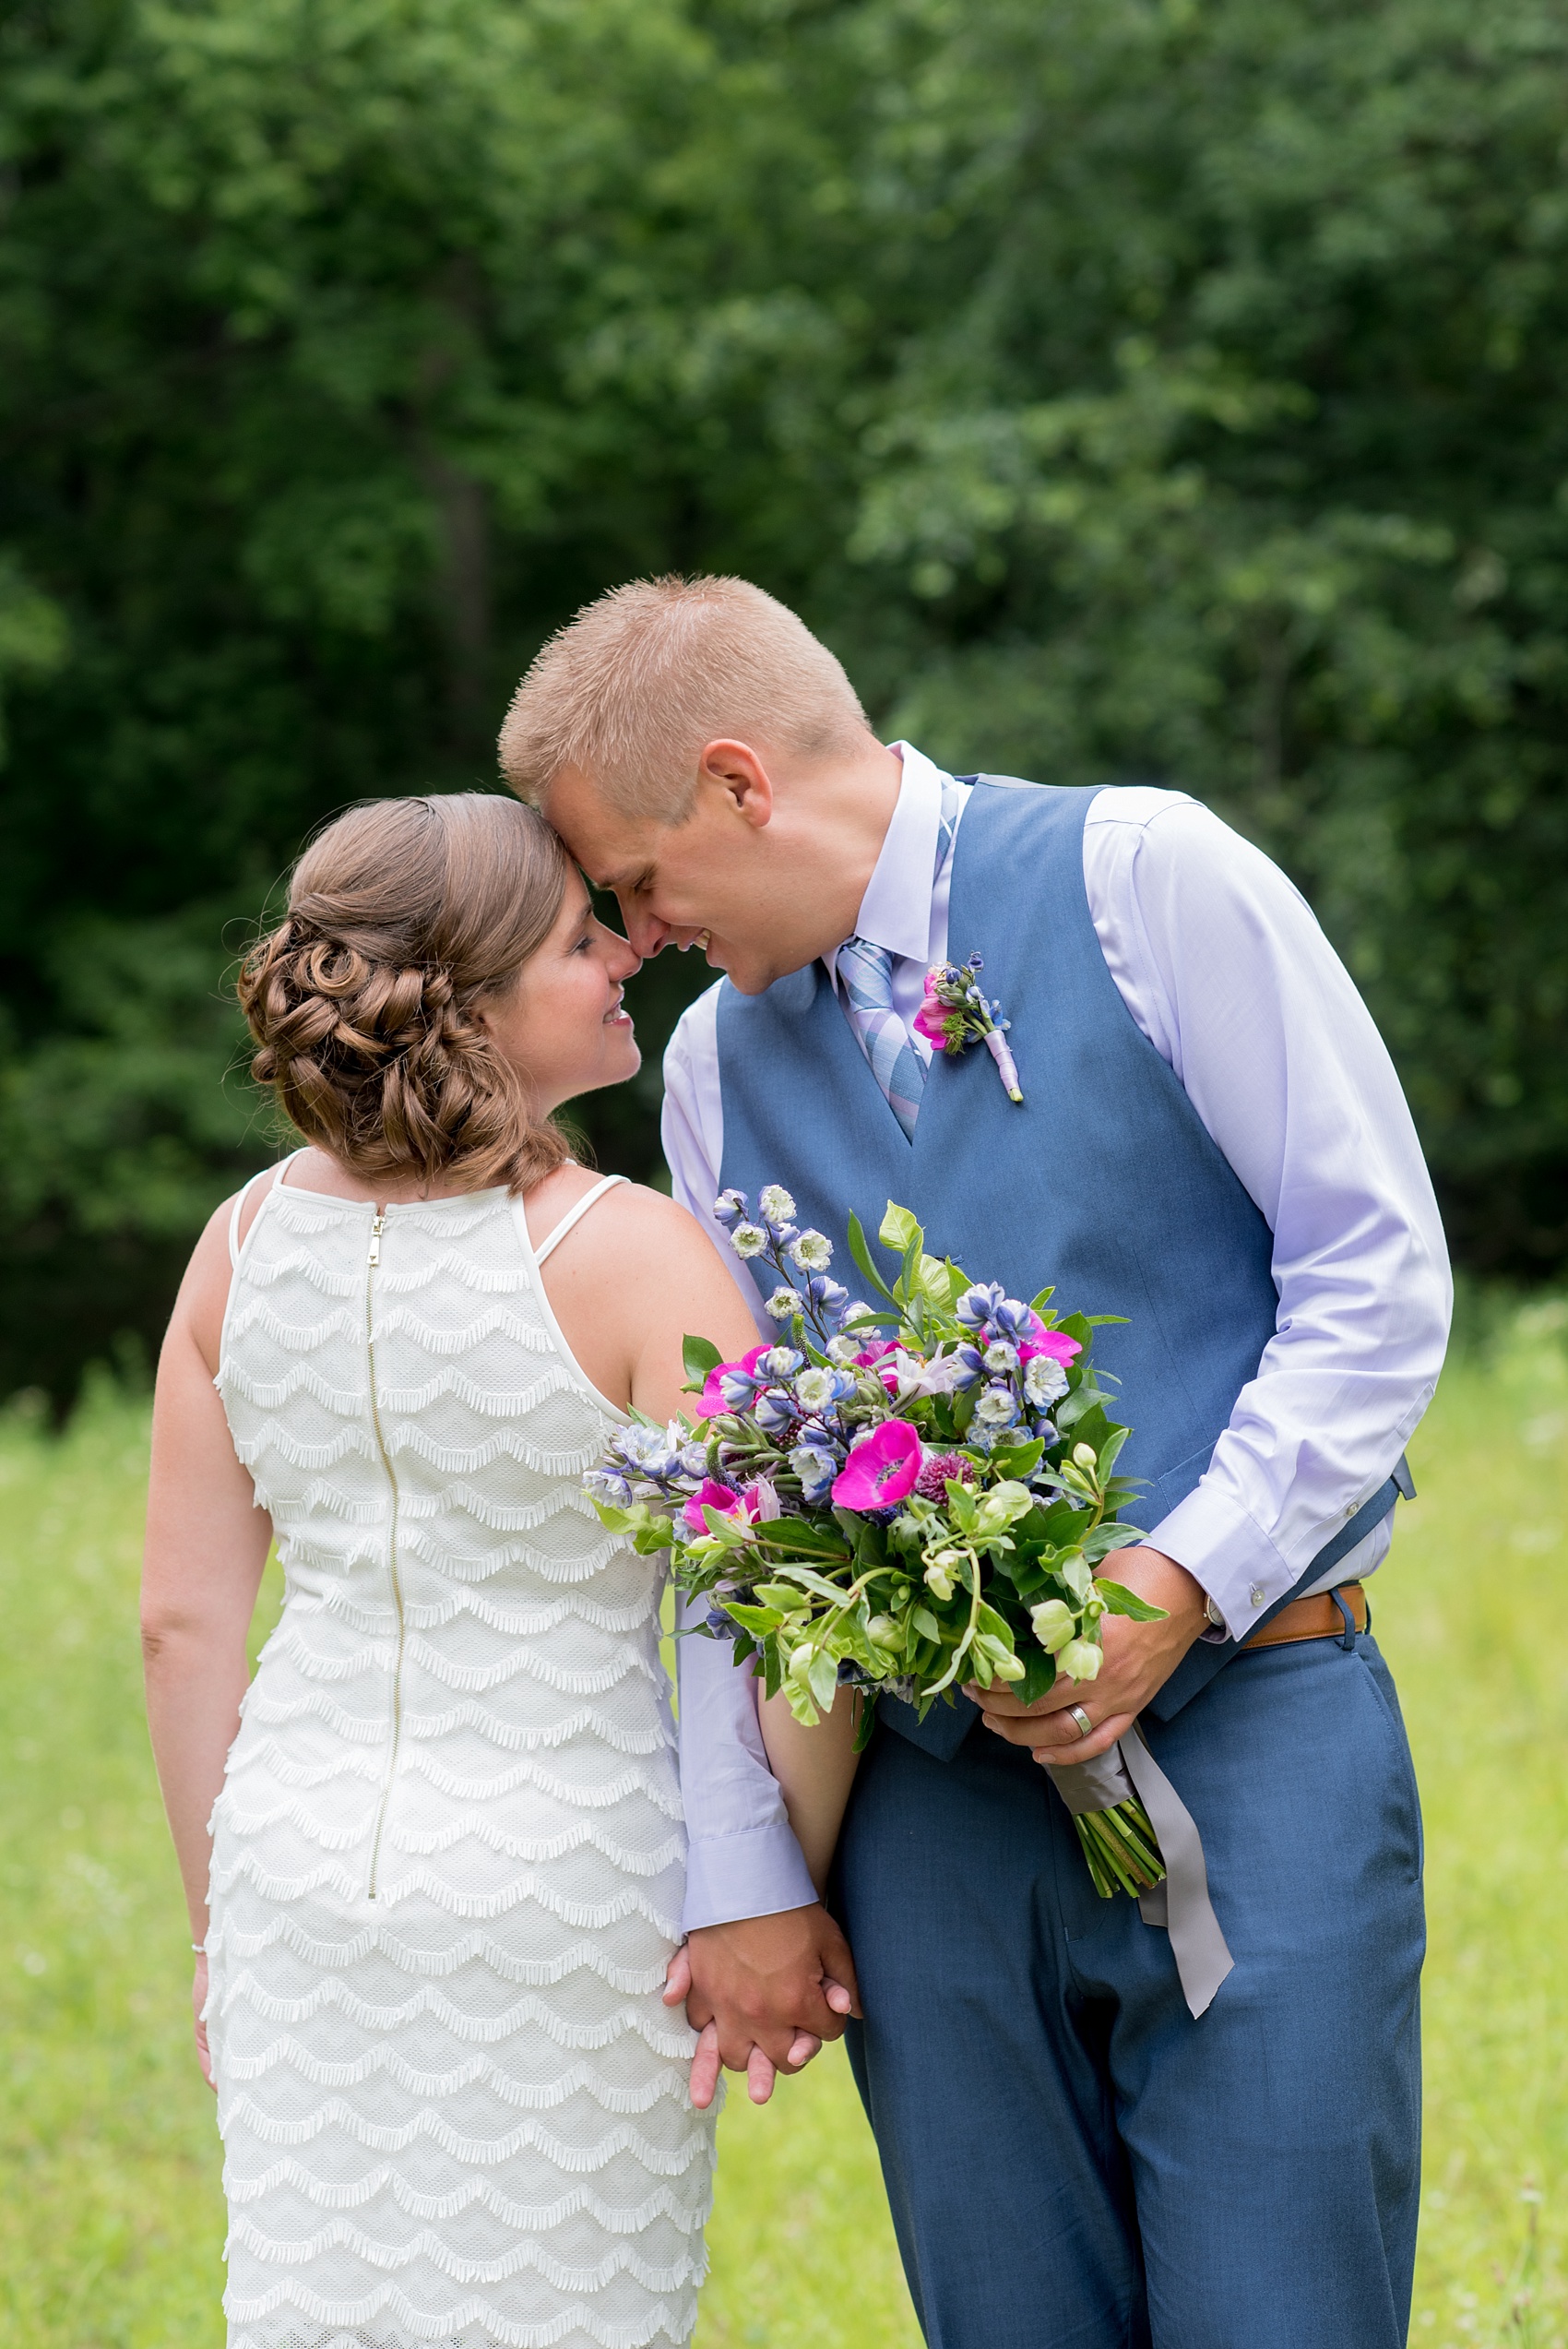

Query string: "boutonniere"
[912, 952, 1023, 1103]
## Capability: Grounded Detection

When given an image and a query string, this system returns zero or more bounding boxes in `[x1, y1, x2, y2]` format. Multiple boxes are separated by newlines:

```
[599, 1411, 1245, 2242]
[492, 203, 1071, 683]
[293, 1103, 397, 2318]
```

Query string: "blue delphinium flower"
[585, 1469, 633, 1508]
[719, 1362, 767, 1411]
[956, 1282, 1005, 1331]
[713, 1188, 747, 1229]
[612, 1424, 683, 1482]
[805, 1275, 849, 1322]
[759, 1347, 804, 1380]
[975, 1383, 1022, 1429]
[754, 1388, 799, 1439]
[789, 1441, 840, 1503]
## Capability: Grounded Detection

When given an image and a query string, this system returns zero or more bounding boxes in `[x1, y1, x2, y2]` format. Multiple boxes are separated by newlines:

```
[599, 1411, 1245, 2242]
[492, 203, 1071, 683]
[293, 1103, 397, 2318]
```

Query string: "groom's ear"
[697, 738, 776, 830]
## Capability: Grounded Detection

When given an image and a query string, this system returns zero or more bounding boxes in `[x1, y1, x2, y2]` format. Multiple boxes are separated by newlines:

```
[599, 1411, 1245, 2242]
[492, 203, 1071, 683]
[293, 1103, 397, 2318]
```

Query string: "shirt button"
[1249, 1583, 1265, 1608]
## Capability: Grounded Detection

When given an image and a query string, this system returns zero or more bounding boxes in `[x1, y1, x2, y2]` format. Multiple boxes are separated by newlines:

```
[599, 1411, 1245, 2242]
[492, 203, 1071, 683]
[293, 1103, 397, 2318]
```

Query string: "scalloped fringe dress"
[209, 1167, 715, 2349]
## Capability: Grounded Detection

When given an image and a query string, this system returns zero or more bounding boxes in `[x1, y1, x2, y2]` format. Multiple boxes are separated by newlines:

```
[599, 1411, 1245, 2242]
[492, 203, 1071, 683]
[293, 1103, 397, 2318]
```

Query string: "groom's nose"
[618, 900, 678, 958]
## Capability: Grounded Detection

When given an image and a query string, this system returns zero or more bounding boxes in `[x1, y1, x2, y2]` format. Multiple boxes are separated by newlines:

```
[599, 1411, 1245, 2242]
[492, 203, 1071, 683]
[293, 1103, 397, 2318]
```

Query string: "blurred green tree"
[1, 0, 1564, 1398]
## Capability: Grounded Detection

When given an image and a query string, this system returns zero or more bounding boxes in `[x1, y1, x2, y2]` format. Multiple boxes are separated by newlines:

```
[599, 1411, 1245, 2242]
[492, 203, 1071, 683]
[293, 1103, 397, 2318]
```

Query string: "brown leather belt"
[1242, 1580, 1368, 1651]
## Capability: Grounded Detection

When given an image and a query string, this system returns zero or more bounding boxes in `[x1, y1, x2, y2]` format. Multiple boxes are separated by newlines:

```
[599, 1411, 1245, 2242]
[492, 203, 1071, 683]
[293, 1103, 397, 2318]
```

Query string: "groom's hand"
[968, 1545, 1207, 1766]
[666, 1904, 861, 2109]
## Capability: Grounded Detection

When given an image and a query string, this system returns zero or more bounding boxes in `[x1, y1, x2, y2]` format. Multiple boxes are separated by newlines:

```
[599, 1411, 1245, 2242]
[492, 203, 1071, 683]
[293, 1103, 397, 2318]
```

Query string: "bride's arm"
[141, 1207, 273, 2087]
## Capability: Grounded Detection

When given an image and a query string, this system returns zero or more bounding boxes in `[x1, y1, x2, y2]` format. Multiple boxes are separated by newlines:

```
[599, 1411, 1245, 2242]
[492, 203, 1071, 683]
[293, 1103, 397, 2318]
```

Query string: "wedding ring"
[1068, 1704, 1094, 1740]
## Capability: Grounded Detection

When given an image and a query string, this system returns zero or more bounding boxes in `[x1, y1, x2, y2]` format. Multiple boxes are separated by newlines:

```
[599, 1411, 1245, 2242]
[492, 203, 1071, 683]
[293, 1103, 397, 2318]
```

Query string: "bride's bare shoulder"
[534, 1174, 735, 1289]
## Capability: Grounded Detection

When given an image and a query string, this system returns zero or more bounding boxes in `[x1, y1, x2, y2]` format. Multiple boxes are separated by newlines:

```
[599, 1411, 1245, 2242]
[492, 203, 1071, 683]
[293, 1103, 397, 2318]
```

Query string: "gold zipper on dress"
[364, 1212, 405, 1901]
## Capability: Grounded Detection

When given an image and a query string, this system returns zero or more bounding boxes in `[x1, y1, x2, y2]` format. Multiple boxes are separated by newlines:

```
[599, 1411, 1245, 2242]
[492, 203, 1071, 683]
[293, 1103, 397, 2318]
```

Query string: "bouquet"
[588, 1186, 1168, 1900]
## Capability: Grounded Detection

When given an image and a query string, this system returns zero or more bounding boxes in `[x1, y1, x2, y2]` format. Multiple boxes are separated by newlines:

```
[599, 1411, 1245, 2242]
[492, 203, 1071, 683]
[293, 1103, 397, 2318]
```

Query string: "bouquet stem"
[1074, 1796, 1165, 1900]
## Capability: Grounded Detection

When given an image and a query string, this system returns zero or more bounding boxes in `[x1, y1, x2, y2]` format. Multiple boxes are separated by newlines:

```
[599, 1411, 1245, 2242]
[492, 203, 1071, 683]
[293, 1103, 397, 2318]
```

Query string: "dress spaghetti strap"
[532, 1174, 630, 1265]
[227, 1152, 307, 1268]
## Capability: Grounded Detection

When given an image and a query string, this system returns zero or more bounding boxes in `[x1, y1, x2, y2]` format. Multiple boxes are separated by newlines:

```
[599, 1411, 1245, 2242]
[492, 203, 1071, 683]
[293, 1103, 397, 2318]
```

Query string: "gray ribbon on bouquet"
[1046, 1728, 1234, 2018]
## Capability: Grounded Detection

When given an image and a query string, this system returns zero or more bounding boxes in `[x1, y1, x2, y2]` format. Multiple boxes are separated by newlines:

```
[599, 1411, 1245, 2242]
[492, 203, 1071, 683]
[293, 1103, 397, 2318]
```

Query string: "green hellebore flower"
[1029, 1598, 1076, 1653]
[1058, 1637, 1103, 1682]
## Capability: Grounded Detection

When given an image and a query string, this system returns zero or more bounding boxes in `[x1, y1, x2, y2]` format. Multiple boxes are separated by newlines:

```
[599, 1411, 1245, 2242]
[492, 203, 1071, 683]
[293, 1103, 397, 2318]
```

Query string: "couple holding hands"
[143, 574, 1448, 2349]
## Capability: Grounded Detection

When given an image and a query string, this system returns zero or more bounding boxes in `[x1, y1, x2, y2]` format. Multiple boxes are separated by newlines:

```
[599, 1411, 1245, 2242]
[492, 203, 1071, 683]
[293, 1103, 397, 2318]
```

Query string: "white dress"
[209, 1164, 714, 2349]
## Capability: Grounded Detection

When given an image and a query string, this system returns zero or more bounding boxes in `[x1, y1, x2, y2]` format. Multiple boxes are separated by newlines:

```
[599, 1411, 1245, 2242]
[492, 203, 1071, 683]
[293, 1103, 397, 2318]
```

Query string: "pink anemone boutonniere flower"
[917, 953, 1023, 1103]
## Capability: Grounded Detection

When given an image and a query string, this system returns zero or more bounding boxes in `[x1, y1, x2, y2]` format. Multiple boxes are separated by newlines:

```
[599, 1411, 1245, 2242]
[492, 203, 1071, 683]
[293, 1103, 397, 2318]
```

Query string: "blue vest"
[715, 779, 1399, 1749]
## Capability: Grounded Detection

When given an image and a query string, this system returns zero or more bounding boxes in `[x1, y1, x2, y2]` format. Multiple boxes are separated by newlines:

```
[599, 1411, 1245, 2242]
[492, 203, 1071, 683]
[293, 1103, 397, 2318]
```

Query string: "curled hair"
[239, 794, 573, 1195]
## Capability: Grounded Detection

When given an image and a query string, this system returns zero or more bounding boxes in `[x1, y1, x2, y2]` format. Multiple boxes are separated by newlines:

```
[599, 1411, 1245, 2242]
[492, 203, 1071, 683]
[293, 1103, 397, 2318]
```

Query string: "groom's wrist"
[1111, 1545, 1207, 1642]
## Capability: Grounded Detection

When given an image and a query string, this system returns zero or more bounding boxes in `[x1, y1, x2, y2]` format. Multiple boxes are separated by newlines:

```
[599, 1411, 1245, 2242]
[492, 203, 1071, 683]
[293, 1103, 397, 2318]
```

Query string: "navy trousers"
[836, 1632, 1424, 2348]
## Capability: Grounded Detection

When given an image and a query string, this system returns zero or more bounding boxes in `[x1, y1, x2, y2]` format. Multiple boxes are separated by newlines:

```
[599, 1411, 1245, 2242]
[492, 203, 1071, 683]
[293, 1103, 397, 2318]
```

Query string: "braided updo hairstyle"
[239, 793, 574, 1195]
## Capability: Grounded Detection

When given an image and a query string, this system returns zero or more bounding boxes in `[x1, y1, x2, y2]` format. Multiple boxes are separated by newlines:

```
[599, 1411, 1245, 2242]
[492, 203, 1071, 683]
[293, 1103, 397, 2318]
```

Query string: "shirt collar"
[823, 742, 953, 985]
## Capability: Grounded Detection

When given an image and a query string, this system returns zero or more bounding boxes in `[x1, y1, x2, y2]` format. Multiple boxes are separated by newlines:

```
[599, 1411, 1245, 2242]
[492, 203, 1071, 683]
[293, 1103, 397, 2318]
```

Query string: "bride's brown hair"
[239, 793, 574, 1195]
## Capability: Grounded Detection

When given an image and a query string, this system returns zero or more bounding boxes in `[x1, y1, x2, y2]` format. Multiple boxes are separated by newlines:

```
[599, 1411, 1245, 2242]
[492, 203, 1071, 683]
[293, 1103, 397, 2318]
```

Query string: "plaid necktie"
[837, 776, 962, 1139]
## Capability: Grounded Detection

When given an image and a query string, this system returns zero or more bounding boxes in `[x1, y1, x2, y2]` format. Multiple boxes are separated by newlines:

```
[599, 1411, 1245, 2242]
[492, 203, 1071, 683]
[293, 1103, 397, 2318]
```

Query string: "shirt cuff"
[1146, 1483, 1293, 1643]
[682, 1823, 819, 1934]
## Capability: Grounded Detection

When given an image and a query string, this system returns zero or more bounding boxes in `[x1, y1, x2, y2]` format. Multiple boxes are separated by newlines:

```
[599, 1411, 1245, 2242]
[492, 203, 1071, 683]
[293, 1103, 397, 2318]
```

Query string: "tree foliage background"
[2, 0, 1565, 1401]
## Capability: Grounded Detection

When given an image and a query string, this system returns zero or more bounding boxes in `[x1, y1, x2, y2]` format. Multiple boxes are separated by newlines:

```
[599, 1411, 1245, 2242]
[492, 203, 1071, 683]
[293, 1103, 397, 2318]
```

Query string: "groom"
[501, 576, 1450, 2348]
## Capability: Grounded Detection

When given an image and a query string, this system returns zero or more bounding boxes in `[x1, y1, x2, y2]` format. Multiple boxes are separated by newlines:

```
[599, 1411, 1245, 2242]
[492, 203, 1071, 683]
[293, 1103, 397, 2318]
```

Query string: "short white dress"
[208, 1163, 714, 2349]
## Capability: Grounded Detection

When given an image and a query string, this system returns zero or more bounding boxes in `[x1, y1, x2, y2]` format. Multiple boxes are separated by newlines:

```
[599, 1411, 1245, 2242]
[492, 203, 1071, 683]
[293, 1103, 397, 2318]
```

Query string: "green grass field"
[1, 1308, 1564, 2348]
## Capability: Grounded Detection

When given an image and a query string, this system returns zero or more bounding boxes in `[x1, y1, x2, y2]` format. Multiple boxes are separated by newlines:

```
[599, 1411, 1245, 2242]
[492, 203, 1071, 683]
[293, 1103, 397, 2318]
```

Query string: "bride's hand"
[192, 1952, 216, 2093]
[663, 1935, 853, 2109]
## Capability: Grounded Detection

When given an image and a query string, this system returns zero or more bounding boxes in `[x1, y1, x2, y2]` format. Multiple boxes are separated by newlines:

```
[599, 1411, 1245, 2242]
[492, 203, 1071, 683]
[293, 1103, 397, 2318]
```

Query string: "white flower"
[758, 1184, 797, 1224]
[1024, 1354, 1069, 1406]
[765, 1286, 800, 1320]
[983, 1340, 1019, 1373]
[975, 1385, 1021, 1426]
[889, 1347, 968, 1399]
[731, 1222, 768, 1258]
[826, 1334, 863, 1365]
[794, 1366, 842, 1414]
[789, 1229, 833, 1271]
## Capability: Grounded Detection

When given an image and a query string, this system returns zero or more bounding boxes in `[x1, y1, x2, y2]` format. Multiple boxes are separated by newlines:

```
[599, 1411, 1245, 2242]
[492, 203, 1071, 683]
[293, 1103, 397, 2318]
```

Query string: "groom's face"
[543, 746, 864, 996]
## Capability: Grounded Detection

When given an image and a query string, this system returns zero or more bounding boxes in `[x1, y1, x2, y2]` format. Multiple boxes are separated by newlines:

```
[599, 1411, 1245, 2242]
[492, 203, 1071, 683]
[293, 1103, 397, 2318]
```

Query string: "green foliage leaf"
[1094, 1578, 1170, 1622]
[683, 1334, 722, 1387]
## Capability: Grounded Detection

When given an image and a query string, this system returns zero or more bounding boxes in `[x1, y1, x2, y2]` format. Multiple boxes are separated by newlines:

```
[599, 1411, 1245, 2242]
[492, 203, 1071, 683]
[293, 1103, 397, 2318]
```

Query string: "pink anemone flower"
[681, 1476, 779, 1536]
[1018, 1329, 1082, 1368]
[912, 991, 961, 1052]
[699, 1342, 769, 1417]
[831, 1420, 923, 1511]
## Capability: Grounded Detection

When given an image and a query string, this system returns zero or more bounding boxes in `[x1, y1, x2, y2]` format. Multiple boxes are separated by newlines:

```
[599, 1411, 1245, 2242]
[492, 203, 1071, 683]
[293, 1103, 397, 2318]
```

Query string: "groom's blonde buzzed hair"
[498, 575, 873, 821]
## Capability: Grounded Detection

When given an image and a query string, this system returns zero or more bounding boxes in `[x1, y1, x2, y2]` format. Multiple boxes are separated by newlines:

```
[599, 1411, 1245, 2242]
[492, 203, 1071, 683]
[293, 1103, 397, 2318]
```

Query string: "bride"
[139, 793, 856, 2349]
